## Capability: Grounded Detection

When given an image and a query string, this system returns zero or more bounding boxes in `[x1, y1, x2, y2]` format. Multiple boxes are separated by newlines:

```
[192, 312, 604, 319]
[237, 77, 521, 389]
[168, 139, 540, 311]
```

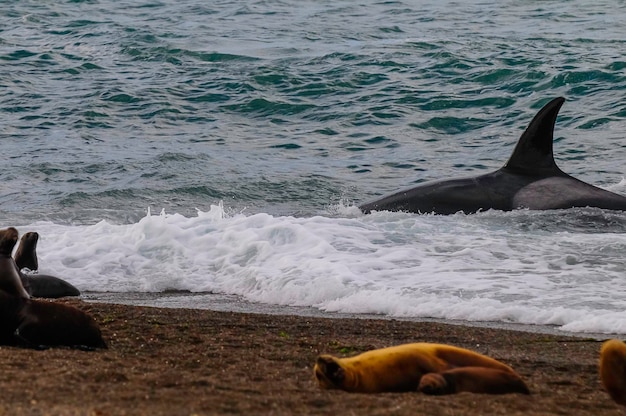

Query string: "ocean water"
[1, 0, 625, 335]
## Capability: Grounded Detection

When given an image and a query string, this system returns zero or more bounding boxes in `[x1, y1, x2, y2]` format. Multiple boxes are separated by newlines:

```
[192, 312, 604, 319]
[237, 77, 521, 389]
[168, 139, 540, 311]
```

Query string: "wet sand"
[0, 299, 622, 415]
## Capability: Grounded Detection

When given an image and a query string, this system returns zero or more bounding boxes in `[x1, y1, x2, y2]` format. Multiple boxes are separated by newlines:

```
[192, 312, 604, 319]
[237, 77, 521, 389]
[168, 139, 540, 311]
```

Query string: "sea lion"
[14, 231, 38, 271]
[314, 343, 529, 395]
[599, 339, 626, 406]
[14, 231, 81, 298]
[0, 227, 31, 299]
[0, 227, 106, 349]
[17, 296, 107, 349]
[0, 290, 107, 350]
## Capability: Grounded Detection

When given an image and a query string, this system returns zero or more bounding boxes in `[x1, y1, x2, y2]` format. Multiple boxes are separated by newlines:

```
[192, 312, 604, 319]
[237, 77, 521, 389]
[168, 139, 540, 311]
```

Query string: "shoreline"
[83, 291, 620, 341]
[0, 298, 622, 415]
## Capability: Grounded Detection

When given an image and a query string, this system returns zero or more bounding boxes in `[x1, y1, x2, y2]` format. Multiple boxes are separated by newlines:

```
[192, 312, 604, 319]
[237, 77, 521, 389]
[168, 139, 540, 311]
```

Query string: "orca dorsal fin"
[503, 97, 565, 175]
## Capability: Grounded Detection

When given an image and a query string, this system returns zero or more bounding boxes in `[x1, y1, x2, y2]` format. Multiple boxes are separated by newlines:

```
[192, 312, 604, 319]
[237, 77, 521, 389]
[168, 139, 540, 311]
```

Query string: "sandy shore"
[0, 299, 622, 415]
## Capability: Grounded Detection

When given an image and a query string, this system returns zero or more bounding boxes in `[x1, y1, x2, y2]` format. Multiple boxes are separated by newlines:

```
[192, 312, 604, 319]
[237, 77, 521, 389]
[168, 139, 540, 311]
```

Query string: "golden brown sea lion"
[314, 343, 529, 395]
[599, 339, 626, 406]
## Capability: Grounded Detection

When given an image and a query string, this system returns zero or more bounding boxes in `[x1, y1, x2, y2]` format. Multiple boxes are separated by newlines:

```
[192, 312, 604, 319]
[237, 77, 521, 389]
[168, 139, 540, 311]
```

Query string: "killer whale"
[359, 97, 626, 215]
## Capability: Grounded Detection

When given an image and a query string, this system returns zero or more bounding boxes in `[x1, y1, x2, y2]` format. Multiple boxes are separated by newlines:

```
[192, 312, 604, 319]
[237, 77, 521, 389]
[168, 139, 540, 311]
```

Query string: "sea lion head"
[14, 231, 39, 271]
[314, 355, 347, 390]
[0, 227, 19, 257]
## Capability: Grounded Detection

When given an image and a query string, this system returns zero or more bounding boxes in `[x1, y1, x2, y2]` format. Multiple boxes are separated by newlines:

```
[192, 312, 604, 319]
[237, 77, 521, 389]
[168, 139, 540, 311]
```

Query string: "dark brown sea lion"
[0, 291, 107, 349]
[13, 231, 38, 271]
[599, 339, 626, 406]
[314, 343, 529, 395]
[0, 227, 106, 349]
[17, 296, 107, 349]
[14, 231, 80, 298]
[0, 227, 31, 299]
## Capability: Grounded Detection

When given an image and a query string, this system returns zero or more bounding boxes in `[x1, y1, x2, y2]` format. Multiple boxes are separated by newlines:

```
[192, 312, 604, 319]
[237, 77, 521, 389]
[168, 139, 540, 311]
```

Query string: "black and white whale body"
[14, 232, 80, 299]
[359, 97, 626, 215]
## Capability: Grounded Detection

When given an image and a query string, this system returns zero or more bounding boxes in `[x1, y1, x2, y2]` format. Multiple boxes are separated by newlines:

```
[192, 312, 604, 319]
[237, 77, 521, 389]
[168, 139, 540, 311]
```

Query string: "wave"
[13, 202, 623, 335]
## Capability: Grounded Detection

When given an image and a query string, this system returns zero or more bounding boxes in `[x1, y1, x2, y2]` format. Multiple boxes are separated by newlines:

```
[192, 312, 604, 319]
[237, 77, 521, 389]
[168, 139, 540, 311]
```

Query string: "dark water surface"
[2, 0, 625, 223]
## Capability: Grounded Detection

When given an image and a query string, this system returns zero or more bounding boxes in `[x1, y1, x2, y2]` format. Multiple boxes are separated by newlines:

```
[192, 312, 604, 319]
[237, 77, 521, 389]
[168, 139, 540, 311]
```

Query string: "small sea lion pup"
[314, 343, 529, 395]
[599, 339, 626, 406]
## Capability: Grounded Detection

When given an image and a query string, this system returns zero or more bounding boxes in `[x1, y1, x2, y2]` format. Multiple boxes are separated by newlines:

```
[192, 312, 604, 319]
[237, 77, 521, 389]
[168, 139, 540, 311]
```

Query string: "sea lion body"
[599, 339, 626, 406]
[17, 298, 107, 349]
[14, 231, 81, 298]
[20, 274, 81, 298]
[0, 291, 106, 349]
[314, 343, 528, 395]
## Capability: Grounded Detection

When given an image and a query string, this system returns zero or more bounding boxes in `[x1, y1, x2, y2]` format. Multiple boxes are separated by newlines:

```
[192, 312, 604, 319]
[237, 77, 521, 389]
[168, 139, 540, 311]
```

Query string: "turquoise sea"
[1, 0, 625, 335]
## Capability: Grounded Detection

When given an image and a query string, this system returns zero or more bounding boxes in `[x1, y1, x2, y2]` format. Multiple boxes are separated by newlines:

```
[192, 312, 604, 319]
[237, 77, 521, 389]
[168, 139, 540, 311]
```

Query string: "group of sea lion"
[0, 227, 106, 350]
[314, 338, 626, 406]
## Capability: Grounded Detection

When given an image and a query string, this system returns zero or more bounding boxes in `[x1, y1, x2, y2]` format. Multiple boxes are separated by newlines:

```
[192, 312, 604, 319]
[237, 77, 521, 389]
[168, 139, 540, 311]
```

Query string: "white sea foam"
[18, 203, 626, 335]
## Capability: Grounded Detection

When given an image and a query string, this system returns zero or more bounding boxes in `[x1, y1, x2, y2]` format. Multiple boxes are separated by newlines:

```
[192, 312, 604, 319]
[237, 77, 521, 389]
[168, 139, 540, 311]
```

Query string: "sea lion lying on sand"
[0, 291, 107, 349]
[314, 343, 529, 395]
[0, 227, 106, 349]
[599, 339, 626, 406]
[14, 231, 80, 298]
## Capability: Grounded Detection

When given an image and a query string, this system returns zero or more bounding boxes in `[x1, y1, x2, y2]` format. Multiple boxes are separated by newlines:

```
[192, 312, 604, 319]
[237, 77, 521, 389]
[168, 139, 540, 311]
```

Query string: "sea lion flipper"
[419, 367, 530, 395]
[418, 372, 455, 395]
[315, 355, 346, 387]
[14, 327, 49, 350]
[15, 299, 107, 350]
